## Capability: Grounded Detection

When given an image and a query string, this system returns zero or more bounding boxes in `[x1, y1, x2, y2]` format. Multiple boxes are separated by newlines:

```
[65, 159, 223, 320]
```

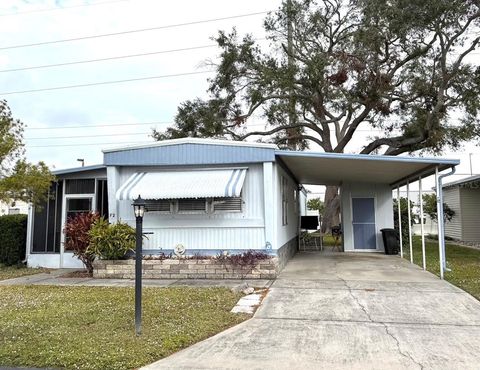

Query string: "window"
[177, 198, 208, 213]
[213, 197, 242, 212]
[66, 198, 92, 221]
[282, 176, 288, 225]
[8, 208, 20, 215]
[145, 199, 171, 213]
[137, 197, 243, 214]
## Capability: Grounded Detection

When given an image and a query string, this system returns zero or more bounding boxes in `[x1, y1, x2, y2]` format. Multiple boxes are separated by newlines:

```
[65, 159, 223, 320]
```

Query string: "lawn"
[0, 285, 247, 370]
[0, 264, 49, 281]
[403, 236, 480, 300]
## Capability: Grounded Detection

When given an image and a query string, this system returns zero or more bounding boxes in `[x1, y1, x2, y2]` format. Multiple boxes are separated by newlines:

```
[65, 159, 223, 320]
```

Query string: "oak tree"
[154, 0, 480, 231]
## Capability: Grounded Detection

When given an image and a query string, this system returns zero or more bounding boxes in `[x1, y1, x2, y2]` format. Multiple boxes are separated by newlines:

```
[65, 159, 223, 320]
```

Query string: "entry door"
[352, 197, 376, 250]
[61, 196, 94, 267]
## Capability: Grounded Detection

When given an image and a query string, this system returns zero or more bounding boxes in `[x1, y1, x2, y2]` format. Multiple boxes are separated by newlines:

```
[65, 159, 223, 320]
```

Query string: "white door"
[352, 197, 377, 250]
[60, 195, 94, 267]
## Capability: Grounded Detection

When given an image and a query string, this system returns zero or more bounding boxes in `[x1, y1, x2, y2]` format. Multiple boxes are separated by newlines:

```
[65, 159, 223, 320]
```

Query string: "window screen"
[32, 180, 63, 253]
[96, 179, 109, 218]
[178, 198, 207, 212]
[213, 197, 242, 212]
[145, 199, 171, 212]
[65, 179, 95, 194]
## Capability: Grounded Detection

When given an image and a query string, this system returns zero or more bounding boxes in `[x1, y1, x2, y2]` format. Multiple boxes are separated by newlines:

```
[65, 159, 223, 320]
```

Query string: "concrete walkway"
[0, 269, 272, 289]
[143, 251, 480, 370]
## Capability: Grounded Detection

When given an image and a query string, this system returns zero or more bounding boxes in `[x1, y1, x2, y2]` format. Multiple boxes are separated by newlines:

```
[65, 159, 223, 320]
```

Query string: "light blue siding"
[104, 143, 275, 166]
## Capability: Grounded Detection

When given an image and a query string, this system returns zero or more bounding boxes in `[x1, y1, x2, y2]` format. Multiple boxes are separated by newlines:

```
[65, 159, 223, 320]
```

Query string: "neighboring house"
[413, 214, 437, 236]
[443, 175, 480, 243]
[0, 200, 29, 216]
[25, 138, 459, 269]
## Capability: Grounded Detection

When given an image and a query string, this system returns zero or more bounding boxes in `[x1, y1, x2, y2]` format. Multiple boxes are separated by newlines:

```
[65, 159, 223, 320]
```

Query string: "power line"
[0, 70, 214, 96]
[27, 140, 154, 148]
[0, 37, 266, 73]
[0, 44, 218, 73]
[0, 11, 269, 51]
[25, 131, 152, 140]
[26, 120, 173, 130]
[0, 0, 130, 17]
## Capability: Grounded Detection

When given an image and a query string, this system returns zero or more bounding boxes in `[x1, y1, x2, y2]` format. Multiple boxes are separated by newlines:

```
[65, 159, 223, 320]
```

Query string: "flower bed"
[93, 256, 278, 280]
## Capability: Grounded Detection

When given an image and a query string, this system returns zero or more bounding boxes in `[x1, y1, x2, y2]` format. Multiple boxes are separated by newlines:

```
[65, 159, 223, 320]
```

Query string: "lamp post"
[132, 195, 145, 336]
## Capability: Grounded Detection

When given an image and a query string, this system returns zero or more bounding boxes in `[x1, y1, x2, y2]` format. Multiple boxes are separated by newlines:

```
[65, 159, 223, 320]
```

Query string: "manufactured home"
[26, 138, 459, 271]
[443, 175, 480, 243]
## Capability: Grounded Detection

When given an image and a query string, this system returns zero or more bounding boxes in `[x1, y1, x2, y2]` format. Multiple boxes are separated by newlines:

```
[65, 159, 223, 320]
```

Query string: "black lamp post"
[132, 195, 146, 336]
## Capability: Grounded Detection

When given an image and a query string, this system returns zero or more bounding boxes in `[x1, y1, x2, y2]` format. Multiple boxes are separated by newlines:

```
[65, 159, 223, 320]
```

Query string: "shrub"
[217, 250, 270, 278]
[88, 218, 136, 260]
[64, 212, 99, 273]
[0, 214, 27, 266]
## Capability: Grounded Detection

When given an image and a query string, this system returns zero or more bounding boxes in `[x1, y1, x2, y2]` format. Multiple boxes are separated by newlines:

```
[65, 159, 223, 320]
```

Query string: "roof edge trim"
[102, 138, 278, 153]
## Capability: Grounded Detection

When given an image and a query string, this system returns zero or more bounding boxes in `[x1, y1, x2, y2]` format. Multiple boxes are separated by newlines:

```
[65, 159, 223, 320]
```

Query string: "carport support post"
[419, 176, 426, 270]
[407, 180, 413, 263]
[396, 187, 403, 258]
[435, 167, 445, 279]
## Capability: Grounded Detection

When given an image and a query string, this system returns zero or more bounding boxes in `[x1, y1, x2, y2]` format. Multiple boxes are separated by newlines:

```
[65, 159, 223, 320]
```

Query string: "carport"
[275, 151, 459, 279]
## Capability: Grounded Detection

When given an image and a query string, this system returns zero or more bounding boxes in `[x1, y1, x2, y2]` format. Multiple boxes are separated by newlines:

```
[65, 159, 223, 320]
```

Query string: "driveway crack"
[339, 277, 424, 370]
[384, 324, 424, 370]
[339, 277, 373, 322]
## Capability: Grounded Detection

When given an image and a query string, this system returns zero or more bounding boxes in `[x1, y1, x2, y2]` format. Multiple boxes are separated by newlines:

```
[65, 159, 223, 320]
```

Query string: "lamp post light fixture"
[132, 195, 146, 336]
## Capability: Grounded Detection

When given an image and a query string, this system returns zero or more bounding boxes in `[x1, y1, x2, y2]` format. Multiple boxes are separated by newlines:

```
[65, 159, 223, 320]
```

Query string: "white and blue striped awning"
[116, 168, 247, 200]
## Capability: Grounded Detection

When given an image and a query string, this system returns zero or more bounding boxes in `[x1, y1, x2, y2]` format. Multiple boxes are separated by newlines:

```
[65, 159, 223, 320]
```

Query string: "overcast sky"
[1, 0, 478, 193]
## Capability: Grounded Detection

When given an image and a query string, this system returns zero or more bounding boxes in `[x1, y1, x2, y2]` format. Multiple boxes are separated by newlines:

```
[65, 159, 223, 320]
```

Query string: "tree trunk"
[321, 185, 340, 233]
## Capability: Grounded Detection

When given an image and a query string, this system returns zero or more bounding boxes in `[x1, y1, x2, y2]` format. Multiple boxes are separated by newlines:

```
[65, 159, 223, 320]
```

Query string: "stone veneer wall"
[93, 257, 279, 280]
[276, 236, 298, 271]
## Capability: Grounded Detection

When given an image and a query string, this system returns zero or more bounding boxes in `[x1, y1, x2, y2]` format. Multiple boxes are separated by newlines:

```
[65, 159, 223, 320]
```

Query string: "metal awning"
[275, 151, 459, 187]
[116, 168, 247, 200]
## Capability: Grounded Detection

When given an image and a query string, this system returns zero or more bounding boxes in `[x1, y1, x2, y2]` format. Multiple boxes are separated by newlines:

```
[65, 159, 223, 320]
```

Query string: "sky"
[1, 0, 479, 197]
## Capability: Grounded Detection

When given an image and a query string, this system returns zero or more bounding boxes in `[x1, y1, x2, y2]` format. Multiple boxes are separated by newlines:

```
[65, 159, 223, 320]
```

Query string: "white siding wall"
[274, 163, 299, 249]
[115, 164, 266, 251]
[341, 182, 393, 252]
[460, 188, 480, 242]
[444, 187, 462, 240]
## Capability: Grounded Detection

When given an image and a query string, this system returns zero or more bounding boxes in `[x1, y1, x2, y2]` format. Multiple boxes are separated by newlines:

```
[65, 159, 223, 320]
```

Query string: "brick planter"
[93, 257, 279, 280]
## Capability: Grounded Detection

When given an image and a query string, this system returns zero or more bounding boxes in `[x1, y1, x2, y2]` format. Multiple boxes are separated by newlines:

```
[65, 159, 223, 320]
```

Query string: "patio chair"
[300, 216, 322, 251]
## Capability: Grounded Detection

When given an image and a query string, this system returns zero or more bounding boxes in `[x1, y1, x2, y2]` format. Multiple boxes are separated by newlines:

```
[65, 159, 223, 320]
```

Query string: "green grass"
[0, 264, 50, 281]
[0, 285, 247, 370]
[403, 236, 480, 300]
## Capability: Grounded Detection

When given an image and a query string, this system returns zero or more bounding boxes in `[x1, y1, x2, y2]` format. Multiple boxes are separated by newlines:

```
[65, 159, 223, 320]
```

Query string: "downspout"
[436, 165, 456, 278]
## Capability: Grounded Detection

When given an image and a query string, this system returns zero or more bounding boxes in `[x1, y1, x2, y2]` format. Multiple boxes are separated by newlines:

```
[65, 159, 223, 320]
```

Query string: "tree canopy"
[0, 100, 53, 206]
[307, 197, 325, 214]
[154, 0, 480, 155]
[422, 193, 455, 223]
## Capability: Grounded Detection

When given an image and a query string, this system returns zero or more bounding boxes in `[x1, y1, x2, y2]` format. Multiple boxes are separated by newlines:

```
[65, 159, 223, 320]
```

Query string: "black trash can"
[380, 228, 400, 255]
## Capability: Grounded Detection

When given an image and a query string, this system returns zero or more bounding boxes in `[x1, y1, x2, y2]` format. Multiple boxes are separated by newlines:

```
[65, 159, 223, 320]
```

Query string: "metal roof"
[116, 168, 247, 200]
[102, 138, 277, 153]
[442, 175, 480, 189]
[52, 164, 106, 176]
[275, 150, 459, 187]
[103, 140, 276, 166]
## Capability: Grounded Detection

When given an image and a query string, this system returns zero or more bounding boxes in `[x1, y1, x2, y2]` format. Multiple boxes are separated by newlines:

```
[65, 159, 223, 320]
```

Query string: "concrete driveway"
[143, 251, 480, 370]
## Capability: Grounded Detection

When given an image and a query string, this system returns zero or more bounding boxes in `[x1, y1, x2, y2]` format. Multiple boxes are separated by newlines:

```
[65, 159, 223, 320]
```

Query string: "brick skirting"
[93, 257, 279, 279]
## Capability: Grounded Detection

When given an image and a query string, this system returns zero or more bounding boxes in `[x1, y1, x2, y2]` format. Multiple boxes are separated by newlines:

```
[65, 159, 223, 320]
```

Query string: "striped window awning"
[116, 168, 247, 200]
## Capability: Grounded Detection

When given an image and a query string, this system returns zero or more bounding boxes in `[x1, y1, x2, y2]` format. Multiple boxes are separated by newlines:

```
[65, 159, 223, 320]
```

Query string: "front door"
[61, 196, 94, 267]
[352, 197, 377, 250]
